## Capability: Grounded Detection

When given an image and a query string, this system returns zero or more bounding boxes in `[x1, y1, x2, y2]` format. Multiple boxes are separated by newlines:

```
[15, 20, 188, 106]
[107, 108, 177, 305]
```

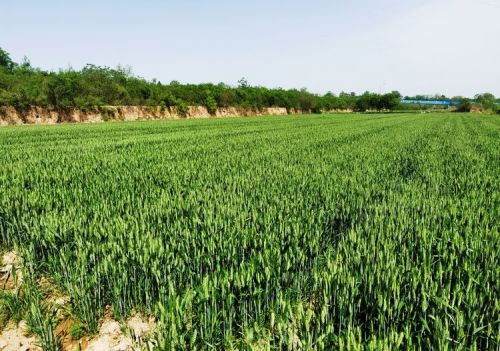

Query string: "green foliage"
[23, 277, 60, 351]
[205, 94, 218, 115]
[1, 47, 495, 116]
[0, 291, 28, 328]
[69, 321, 85, 340]
[474, 93, 497, 112]
[237, 77, 249, 88]
[97, 105, 116, 121]
[0, 46, 412, 113]
[174, 98, 189, 117]
[355, 91, 401, 112]
[0, 113, 498, 349]
[456, 97, 473, 112]
[0, 48, 16, 71]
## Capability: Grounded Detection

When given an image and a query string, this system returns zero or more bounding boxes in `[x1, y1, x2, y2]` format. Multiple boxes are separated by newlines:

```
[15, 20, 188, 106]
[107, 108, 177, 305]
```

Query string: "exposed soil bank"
[0, 106, 310, 126]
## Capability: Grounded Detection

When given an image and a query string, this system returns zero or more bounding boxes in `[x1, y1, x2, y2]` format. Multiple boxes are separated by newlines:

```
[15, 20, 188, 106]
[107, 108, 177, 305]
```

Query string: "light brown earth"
[1, 251, 23, 292]
[85, 315, 155, 351]
[0, 321, 42, 351]
[0, 105, 296, 126]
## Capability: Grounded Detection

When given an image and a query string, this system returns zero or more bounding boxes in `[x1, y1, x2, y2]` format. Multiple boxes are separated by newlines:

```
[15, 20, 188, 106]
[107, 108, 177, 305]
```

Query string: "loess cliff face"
[0, 106, 298, 126]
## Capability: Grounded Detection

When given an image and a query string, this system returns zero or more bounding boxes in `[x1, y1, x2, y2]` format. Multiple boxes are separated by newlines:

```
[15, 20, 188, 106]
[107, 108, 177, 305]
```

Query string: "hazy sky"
[2, 0, 499, 97]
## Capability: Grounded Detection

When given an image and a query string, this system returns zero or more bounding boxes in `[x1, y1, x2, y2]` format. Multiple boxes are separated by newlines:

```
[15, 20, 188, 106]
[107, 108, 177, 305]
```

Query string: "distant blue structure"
[400, 100, 460, 106]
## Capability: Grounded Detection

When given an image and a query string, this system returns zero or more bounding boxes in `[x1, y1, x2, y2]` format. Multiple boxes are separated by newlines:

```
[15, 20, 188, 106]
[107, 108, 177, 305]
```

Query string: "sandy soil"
[85, 315, 155, 351]
[0, 105, 302, 126]
[0, 321, 42, 351]
[1, 251, 23, 291]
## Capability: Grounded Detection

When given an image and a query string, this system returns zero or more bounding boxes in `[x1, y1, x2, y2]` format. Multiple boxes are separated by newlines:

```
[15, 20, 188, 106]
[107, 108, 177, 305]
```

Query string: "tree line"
[401, 93, 499, 113]
[0, 47, 497, 114]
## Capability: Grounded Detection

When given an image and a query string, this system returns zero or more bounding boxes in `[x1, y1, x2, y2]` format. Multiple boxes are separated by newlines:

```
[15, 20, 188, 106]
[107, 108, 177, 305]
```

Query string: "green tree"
[0, 47, 16, 71]
[380, 92, 401, 110]
[237, 77, 249, 88]
[456, 97, 472, 112]
[474, 93, 496, 111]
[205, 94, 217, 115]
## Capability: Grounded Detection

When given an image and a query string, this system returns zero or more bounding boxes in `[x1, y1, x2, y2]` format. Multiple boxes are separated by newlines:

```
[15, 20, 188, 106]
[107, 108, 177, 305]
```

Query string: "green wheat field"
[0, 113, 499, 350]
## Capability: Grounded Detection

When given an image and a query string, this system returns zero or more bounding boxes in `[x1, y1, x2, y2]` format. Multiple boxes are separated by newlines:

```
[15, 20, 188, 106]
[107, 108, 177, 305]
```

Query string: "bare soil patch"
[0, 321, 41, 351]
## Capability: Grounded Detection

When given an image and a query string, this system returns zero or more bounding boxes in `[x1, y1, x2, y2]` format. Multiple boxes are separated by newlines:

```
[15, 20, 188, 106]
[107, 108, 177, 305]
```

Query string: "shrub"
[69, 321, 85, 340]
[175, 99, 189, 117]
[456, 98, 472, 112]
[205, 95, 218, 115]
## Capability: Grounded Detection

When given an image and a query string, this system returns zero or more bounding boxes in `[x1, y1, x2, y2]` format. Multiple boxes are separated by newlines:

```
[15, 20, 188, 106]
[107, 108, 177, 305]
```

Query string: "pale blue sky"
[2, 0, 499, 96]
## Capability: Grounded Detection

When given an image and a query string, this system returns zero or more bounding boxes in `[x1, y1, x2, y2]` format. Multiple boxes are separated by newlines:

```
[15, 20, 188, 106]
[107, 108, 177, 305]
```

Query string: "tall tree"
[0, 47, 16, 71]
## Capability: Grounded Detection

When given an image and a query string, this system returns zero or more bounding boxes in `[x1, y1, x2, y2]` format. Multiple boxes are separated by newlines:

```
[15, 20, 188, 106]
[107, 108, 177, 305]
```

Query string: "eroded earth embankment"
[0, 106, 311, 126]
